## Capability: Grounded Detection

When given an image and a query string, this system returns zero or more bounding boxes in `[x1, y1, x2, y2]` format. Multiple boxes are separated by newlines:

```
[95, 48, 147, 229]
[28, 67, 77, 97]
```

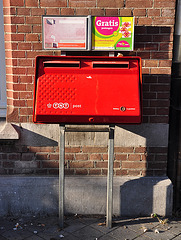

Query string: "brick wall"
[1, 0, 176, 176]
[0, 145, 167, 176]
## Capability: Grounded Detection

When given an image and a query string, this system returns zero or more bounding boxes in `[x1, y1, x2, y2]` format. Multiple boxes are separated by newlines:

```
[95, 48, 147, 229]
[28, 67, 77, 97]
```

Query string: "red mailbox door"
[33, 56, 142, 124]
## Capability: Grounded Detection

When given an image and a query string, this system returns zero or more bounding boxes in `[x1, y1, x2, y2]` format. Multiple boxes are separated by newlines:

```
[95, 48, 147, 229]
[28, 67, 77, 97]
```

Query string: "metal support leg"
[106, 125, 115, 228]
[59, 124, 65, 228]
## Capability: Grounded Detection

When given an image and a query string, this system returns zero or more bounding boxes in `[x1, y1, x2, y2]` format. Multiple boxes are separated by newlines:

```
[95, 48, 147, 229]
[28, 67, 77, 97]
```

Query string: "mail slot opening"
[43, 61, 80, 68]
[92, 61, 129, 69]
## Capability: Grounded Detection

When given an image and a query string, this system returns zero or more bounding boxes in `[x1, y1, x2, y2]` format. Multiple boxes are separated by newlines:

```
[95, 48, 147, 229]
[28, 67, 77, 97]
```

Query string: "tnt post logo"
[50, 102, 69, 109]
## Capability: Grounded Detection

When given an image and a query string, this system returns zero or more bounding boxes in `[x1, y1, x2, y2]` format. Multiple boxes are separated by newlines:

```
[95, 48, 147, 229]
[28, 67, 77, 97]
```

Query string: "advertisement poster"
[92, 17, 134, 51]
[43, 16, 87, 50]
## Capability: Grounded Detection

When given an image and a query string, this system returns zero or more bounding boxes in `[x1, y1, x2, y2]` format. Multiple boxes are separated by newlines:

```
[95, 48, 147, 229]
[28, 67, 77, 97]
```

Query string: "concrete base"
[0, 176, 173, 217]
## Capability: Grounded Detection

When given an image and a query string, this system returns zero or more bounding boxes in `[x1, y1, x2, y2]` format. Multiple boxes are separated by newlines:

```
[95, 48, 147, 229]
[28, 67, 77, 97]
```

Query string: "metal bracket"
[58, 124, 115, 229]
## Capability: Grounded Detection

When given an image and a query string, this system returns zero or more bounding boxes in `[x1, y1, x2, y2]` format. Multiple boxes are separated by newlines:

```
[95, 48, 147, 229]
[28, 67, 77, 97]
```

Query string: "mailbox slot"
[92, 61, 129, 69]
[43, 61, 80, 68]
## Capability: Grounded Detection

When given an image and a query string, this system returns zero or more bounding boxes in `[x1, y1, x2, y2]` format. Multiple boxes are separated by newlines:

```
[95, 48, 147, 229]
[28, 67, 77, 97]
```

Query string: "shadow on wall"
[120, 177, 173, 217]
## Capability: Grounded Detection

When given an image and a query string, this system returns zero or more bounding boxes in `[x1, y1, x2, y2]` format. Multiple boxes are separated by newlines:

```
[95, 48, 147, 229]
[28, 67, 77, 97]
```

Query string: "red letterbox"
[33, 56, 142, 124]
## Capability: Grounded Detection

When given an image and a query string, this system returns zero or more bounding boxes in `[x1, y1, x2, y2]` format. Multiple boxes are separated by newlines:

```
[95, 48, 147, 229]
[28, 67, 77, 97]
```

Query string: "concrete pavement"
[0, 215, 181, 240]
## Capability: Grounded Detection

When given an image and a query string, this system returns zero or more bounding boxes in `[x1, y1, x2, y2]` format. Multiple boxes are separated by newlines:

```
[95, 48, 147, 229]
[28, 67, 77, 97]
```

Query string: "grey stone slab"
[169, 234, 181, 240]
[0, 176, 173, 217]
[25, 235, 45, 240]
[106, 226, 139, 240]
[125, 217, 160, 233]
[143, 226, 177, 240]
[134, 234, 153, 240]
[98, 234, 118, 240]
[78, 217, 103, 226]
[1, 229, 32, 240]
[64, 221, 86, 233]
[72, 225, 104, 239]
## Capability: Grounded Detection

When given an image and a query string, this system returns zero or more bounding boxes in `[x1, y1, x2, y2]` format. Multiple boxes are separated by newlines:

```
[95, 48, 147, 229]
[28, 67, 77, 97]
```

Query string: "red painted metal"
[33, 56, 142, 124]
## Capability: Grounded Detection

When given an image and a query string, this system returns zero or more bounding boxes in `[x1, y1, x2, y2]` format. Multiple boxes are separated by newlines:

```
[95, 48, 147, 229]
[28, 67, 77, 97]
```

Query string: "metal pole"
[59, 124, 65, 228]
[106, 125, 115, 228]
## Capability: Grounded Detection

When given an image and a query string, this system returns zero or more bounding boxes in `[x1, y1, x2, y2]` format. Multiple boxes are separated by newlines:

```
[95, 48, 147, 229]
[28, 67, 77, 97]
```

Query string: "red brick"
[11, 34, 25, 41]
[135, 147, 147, 153]
[13, 83, 26, 91]
[97, 0, 124, 7]
[46, 8, 60, 15]
[26, 16, 41, 25]
[33, 25, 42, 33]
[9, 0, 24, 6]
[154, 1, 175, 8]
[27, 99, 33, 107]
[150, 67, 171, 75]
[128, 154, 141, 161]
[25, 0, 39, 7]
[152, 17, 174, 26]
[19, 76, 32, 83]
[12, 67, 26, 75]
[19, 91, 32, 99]
[114, 147, 134, 153]
[11, 16, 25, 24]
[82, 147, 107, 153]
[75, 154, 89, 161]
[40, 0, 67, 7]
[105, 9, 119, 15]
[126, 0, 153, 8]
[116, 169, 128, 176]
[147, 9, 161, 17]
[31, 8, 45, 16]
[31, 146, 55, 153]
[90, 154, 102, 160]
[17, 8, 31, 15]
[90, 8, 104, 16]
[115, 154, 127, 161]
[22, 153, 35, 161]
[20, 108, 33, 115]
[18, 25, 31, 33]
[42, 160, 59, 168]
[122, 161, 147, 169]
[65, 154, 74, 161]
[119, 9, 132, 16]
[3, 7, 16, 15]
[151, 52, 170, 59]
[89, 169, 102, 175]
[160, 43, 173, 51]
[61, 8, 74, 15]
[18, 42, 32, 50]
[18, 59, 33, 66]
[65, 147, 81, 153]
[75, 169, 88, 175]
[26, 34, 39, 41]
[96, 161, 108, 168]
[133, 9, 146, 16]
[69, 161, 93, 168]
[49, 154, 59, 160]
[69, 0, 96, 7]
[162, 9, 175, 17]
[145, 60, 158, 67]
[13, 100, 26, 107]
[75, 8, 90, 15]
[138, 17, 153, 26]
